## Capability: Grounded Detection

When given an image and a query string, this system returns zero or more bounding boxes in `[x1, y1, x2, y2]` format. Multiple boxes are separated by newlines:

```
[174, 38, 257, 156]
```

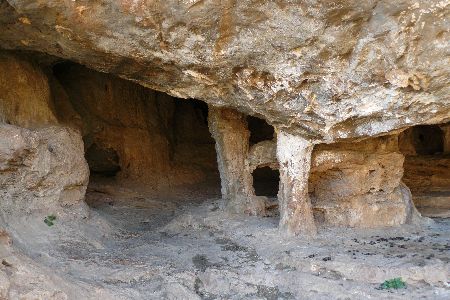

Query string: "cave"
[247, 116, 278, 198]
[399, 124, 450, 218]
[1, 0, 450, 296]
[50, 61, 222, 214]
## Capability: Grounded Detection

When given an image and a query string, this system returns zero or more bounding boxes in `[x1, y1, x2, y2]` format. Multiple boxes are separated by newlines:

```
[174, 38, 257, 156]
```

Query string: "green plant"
[44, 214, 57, 227]
[379, 278, 406, 290]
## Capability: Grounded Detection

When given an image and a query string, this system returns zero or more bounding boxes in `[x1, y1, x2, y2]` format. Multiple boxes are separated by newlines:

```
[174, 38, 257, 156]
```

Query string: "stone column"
[208, 107, 263, 214]
[276, 130, 317, 236]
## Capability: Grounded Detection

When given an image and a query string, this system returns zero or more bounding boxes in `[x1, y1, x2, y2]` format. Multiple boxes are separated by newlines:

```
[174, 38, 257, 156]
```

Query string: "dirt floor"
[0, 178, 449, 299]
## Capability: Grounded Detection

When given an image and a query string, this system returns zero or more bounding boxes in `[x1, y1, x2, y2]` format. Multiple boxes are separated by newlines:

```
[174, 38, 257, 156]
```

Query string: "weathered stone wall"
[310, 136, 409, 227]
[0, 124, 89, 218]
[0, 52, 58, 127]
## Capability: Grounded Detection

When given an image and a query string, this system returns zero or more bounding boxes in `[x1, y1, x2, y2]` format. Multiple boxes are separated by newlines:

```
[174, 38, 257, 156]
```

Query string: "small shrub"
[44, 214, 57, 227]
[379, 278, 406, 290]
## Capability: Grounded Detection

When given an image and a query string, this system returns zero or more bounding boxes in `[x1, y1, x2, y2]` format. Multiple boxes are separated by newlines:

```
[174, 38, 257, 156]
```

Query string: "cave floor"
[2, 180, 450, 299]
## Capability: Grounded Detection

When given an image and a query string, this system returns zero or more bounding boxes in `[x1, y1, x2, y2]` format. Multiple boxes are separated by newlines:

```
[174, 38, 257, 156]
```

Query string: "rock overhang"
[0, 0, 449, 143]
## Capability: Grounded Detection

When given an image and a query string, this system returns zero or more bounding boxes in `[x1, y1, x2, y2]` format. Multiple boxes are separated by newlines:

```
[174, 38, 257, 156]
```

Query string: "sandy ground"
[0, 179, 449, 299]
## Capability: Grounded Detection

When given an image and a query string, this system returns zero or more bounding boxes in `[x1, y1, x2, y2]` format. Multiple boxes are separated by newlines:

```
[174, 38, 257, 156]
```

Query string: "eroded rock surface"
[0, 52, 58, 127]
[0, 1, 449, 141]
[277, 131, 316, 235]
[310, 136, 411, 227]
[0, 124, 89, 218]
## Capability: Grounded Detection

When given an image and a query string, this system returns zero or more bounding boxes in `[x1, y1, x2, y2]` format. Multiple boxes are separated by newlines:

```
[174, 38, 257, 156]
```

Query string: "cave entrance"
[246, 115, 280, 215]
[51, 62, 221, 228]
[252, 167, 280, 198]
[399, 123, 450, 218]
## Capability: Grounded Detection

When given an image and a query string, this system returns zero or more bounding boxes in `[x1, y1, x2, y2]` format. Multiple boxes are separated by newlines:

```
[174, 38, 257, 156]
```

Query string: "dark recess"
[247, 116, 274, 146]
[85, 143, 121, 177]
[412, 125, 444, 155]
[252, 167, 280, 198]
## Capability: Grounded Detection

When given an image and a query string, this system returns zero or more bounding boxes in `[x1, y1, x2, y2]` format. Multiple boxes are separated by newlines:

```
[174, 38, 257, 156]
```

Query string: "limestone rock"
[208, 107, 253, 208]
[0, 269, 10, 299]
[0, 52, 57, 128]
[310, 136, 410, 227]
[1, 1, 449, 141]
[277, 131, 316, 235]
[0, 124, 89, 216]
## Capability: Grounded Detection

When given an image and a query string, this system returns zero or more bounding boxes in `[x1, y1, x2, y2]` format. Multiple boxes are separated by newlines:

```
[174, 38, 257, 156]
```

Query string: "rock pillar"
[208, 107, 263, 214]
[276, 130, 317, 236]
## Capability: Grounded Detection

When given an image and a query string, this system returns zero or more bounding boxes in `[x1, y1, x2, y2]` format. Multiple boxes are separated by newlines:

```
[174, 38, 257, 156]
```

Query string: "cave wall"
[398, 124, 450, 215]
[52, 63, 173, 184]
[399, 124, 450, 194]
[0, 52, 58, 127]
[0, 50, 219, 208]
[169, 99, 218, 184]
[51, 63, 217, 187]
[310, 136, 411, 227]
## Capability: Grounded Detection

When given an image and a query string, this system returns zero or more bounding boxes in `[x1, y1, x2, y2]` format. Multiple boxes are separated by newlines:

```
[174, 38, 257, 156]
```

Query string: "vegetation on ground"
[379, 278, 406, 290]
[44, 214, 57, 226]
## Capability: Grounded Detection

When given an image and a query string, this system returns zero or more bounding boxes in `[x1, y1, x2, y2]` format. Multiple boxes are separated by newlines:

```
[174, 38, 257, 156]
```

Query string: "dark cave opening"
[399, 124, 450, 218]
[252, 166, 280, 198]
[247, 115, 275, 146]
[411, 125, 444, 155]
[85, 143, 121, 177]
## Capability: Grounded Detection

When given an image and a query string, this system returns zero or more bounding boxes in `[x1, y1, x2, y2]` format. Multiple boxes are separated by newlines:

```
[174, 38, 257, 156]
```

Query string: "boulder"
[0, 124, 89, 216]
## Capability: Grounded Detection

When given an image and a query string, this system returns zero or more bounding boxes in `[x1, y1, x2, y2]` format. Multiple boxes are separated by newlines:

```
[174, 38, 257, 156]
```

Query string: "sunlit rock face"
[1, 0, 449, 142]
